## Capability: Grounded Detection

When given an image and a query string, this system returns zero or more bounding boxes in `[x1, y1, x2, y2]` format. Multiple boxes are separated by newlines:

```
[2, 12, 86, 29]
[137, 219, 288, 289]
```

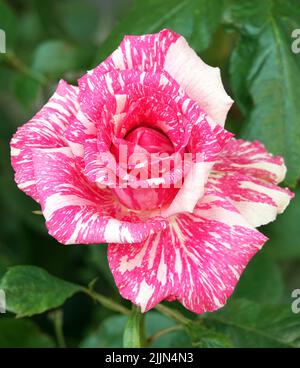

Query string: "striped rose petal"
[32, 147, 167, 245]
[209, 171, 293, 228]
[90, 29, 180, 75]
[90, 29, 233, 125]
[163, 118, 233, 217]
[79, 69, 192, 147]
[79, 67, 232, 213]
[214, 139, 288, 184]
[64, 110, 97, 158]
[164, 35, 233, 125]
[10, 80, 79, 201]
[108, 191, 267, 313]
[209, 139, 293, 227]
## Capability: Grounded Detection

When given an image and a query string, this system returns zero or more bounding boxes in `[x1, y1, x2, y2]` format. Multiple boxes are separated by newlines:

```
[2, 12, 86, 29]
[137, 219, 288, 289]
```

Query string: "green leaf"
[229, 36, 257, 115]
[32, 40, 91, 78]
[264, 186, 300, 259]
[84, 246, 116, 288]
[57, 0, 100, 42]
[0, 152, 47, 234]
[0, 266, 83, 317]
[0, 0, 18, 49]
[0, 251, 9, 278]
[80, 311, 191, 348]
[206, 299, 300, 347]
[13, 74, 41, 108]
[0, 318, 55, 348]
[93, 0, 224, 65]
[123, 305, 144, 348]
[80, 315, 126, 348]
[234, 250, 284, 303]
[146, 312, 191, 348]
[18, 11, 44, 47]
[187, 319, 233, 348]
[191, 326, 233, 348]
[186, 0, 226, 52]
[32, 0, 65, 38]
[229, 0, 300, 186]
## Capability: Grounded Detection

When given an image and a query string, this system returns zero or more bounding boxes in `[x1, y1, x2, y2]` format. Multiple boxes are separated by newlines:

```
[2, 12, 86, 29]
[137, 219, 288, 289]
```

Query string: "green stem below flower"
[50, 310, 66, 348]
[155, 304, 191, 327]
[123, 305, 145, 348]
[82, 287, 131, 316]
[146, 325, 184, 346]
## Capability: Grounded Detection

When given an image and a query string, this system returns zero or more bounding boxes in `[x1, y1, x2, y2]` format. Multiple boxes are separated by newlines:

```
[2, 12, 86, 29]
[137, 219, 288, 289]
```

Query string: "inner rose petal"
[80, 68, 231, 214]
[125, 126, 174, 155]
[111, 126, 179, 211]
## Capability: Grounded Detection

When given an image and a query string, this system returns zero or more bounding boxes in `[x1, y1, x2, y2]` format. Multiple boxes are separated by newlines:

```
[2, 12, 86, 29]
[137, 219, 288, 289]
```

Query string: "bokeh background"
[0, 0, 299, 348]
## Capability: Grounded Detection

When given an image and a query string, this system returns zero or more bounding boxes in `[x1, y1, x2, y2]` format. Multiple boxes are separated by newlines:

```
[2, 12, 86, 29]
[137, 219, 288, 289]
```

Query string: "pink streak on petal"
[78, 69, 192, 150]
[90, 29, 232, 128]
[210, 138, 294, 227]
[164, 36, 234, 126]
[32, 147, 167, 244]
[91, 29, 180, 75]
[64, 110, 97, 157]
[79, 65, 233, 214]
[214, 139, 288, 184]
[163, 119, 233, 217]
[108, 192, 267, 313]
[125, 126, 174, 155]
[10, 80, 79, 201]
[209, 172, 293, 228]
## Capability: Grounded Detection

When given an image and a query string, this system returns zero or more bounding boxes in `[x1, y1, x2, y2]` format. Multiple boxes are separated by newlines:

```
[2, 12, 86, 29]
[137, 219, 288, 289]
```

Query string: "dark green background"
[0, 0, 300, 348]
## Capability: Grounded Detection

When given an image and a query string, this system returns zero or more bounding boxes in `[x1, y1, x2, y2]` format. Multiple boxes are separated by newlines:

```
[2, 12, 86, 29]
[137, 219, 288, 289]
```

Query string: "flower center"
[125, 126, 174, 155]
[111, 126, 179, 212]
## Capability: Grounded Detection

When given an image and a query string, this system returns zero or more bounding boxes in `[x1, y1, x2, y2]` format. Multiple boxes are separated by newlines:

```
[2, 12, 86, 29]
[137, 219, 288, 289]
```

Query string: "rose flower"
[11, 30, 293, 313]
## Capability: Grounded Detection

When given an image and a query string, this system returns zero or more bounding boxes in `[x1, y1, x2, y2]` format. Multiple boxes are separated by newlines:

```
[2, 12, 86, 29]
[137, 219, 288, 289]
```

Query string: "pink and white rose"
[11, 29, 293, 313]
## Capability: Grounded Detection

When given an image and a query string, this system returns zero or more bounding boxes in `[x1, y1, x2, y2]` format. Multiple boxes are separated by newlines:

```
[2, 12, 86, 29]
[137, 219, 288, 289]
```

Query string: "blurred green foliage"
[0, 0, 299, 348]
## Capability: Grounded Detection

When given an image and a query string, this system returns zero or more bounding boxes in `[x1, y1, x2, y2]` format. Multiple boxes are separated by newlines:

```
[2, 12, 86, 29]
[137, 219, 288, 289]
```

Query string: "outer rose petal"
[10, 80, 79, 201]
[89, 29, 233, 125]
[209, 172, 293, 228]
[65, 110, 97, 158]
[211, 139, 294, 227]
[32, 147, 167, 245]
[164, 35, 233, 126]
[88, 29, 180, 75]
[162, 161, 213, 217]
[108, 192, 267, 313]
[79, 69, 194, 149]
[162, 121, 233, 217]
[214, 139, 288, 184]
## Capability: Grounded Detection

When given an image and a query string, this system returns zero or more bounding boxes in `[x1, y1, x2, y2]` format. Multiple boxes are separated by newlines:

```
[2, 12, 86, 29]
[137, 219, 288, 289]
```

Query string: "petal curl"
[164, 35, 233, 125]
[108, 192, 266, 313]
[214, 139, 288, 184]
[211, 139, 294, 227]
[32, 147, 167, 245]
[10, 80, 79, 201]
[209, 172, 293, 228]
[90, 29, 180, 74]
[88, 29, 233, 125]
[163, 121, 232, 217]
